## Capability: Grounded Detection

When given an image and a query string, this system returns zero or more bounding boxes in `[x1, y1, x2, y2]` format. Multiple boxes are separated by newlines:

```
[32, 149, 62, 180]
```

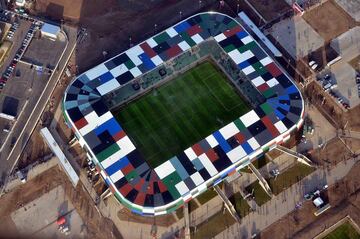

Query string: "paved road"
[0, 25, 79, 185]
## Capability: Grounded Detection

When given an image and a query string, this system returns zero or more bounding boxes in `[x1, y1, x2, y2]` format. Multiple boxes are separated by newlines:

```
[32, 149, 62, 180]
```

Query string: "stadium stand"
[63, 12, 304, 215]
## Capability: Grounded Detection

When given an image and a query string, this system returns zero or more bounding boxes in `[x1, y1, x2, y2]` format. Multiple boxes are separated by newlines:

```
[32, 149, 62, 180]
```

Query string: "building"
[63, 12, 304, 216]
[15, 0, 26, 7]
[40, 23, 60, 40]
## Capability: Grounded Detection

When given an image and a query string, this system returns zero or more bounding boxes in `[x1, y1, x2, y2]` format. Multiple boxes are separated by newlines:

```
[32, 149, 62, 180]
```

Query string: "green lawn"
[175, 200, 199, 219]
[323, 222, 360, 239]
[252, 155, 270, 169]
[229, 192, 251, 218]
[197, 188, 218, 205]
[191, 210, 236, 239]
[113, 61, 249, 168]
[266, 163, 315, 195]
[245, 180, 271, 206]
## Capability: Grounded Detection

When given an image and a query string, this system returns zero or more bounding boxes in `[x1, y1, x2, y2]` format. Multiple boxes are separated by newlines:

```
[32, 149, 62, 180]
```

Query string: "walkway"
[214, 157, 358, 238]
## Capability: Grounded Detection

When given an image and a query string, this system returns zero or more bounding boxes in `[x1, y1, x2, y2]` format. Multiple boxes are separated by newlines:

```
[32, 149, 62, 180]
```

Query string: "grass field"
[229, 192, 251, 218]
[266, 163, 315, 195]
[191, 210, 236, 239]
[113, 61, 249, 168]
[245, 180, 271, 206]
[323, 222, 360, 239]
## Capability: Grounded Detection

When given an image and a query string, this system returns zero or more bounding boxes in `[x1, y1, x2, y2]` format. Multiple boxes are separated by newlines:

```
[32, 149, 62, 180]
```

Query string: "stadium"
[63, 12, 304, 216]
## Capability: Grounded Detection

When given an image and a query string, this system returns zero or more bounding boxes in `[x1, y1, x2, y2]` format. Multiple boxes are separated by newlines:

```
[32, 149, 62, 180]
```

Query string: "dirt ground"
[303, 0, 357, 42]
[0, 167, 121, 239]
[248, 0, 291, 22]
[117, 207, 176, 227]
[31, 0, 84, 22]
[31, 0, 234, 73]
[16, 56, 76, 169]
[309, 138, 354, 165]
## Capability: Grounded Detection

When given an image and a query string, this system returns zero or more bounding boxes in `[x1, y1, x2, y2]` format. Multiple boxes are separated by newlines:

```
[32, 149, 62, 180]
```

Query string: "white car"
[311, 64, 318, 70]
[309, 60, 315, 67]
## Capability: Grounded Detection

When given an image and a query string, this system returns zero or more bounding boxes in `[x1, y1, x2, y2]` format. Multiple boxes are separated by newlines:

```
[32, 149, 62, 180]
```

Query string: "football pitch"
[113, 61, 250, 168]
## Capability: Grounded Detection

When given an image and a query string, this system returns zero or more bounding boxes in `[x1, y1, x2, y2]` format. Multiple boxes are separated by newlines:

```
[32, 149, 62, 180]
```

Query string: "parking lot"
[0, 11, 67, 150]
[313, 26, 360, 109]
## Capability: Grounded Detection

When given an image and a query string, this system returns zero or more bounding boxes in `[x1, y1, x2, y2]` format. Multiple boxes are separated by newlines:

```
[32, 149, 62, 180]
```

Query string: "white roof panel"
[110, 64, 128, 78]
[198, 154, 217, 176]
[80, 111, 113, 136]
[190, 172, 204, 186]
[240, 110, 260, 127]
[228, 49, 242, 64]
[242, 65, 255, 75]
[146, 38, 158, 48]
[96, 78, 120, 95]
[175, 181, 189, 195]
[260, 56, 272, 66]
[184, 147, 197, 161]
[267, 78, 279, 87]
[191, 34, 204, 44]
[219, 122, 239, 140]
[241, 50, 254, 61]
[247, 137, 260, 150]
[252, 76, 266, 87]
[130, 67, 142, 78]
[214, 33, 226, 42]
[85, 64, 108, 80]
[154, 160, 176, 179]
[151, 55, 163, 66]
[227, 145, 247, 163]
[206, 134, 219, 148]
[274, 121, 287, 133]
[110, 170, 124, 182]
[178, 41, 191, 51]
[241, 35, 253, 45]
[166, 27, 178, 38]
[126, 45, 144, 66]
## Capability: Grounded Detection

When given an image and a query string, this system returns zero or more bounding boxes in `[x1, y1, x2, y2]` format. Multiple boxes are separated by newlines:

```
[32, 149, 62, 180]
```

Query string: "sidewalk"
[214, 157, 358, 239]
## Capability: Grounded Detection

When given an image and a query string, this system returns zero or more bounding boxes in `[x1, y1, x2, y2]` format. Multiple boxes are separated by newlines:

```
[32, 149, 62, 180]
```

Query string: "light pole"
[199, 0, 202, 9]
[179, 11, 182, 20]
[154, 23, 157, 34]
[129, 36, 132, 47]
[237, 3, 240, 14]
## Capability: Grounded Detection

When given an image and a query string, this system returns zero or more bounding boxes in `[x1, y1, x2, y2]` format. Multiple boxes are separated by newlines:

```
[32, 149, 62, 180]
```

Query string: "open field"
[114, 61, 249, 167]
[322, 222, 360, 239]
[303, 0, 357, 42]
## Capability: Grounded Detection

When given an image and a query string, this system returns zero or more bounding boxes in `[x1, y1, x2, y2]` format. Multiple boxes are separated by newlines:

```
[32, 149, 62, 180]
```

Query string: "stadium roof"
[63, 12, 304, 215]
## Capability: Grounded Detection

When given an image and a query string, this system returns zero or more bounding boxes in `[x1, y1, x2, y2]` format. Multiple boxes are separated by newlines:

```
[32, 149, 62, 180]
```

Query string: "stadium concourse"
[63, 12, 304, 215]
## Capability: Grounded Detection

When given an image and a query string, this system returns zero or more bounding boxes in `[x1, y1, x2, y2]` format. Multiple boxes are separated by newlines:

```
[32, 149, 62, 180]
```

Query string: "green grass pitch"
[113, 61, 250, 168]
